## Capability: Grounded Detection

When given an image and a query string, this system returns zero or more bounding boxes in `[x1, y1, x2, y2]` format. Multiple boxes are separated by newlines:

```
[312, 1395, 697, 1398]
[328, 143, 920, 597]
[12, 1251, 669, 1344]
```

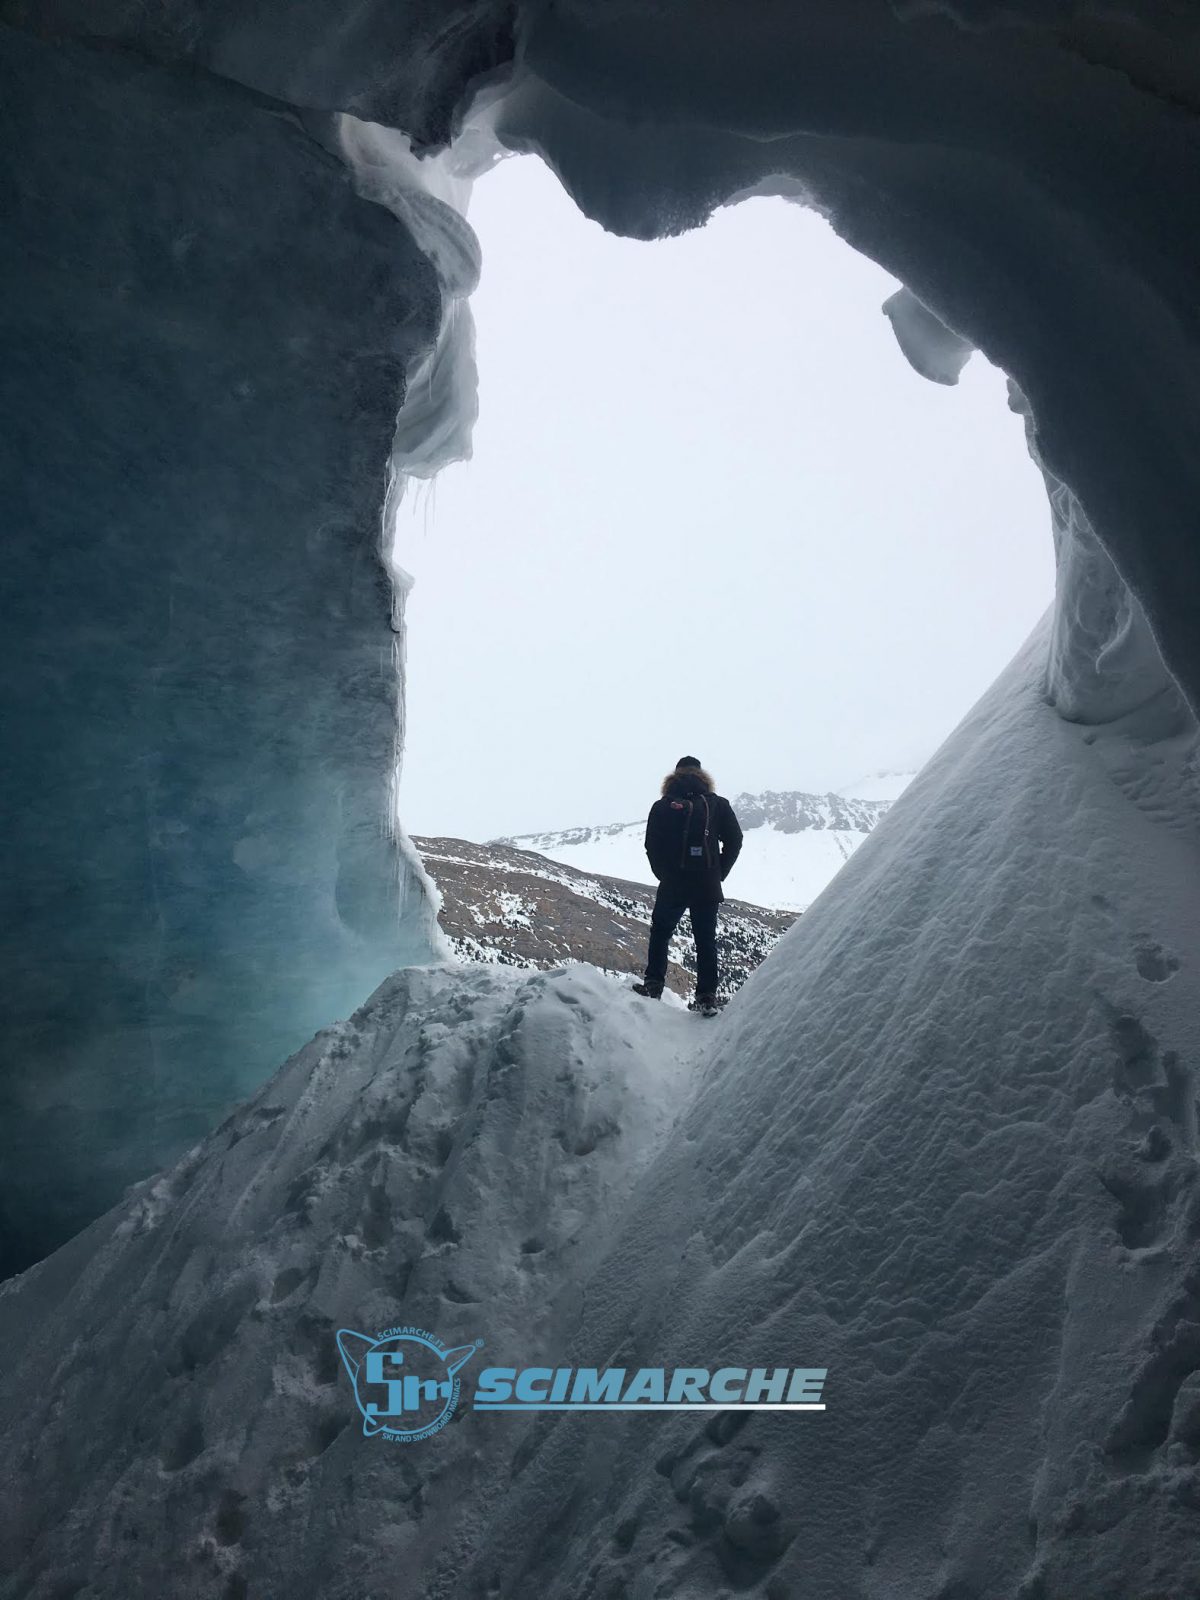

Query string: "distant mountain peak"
[727, 788, 889, 835]
[493, 780, 911, 914]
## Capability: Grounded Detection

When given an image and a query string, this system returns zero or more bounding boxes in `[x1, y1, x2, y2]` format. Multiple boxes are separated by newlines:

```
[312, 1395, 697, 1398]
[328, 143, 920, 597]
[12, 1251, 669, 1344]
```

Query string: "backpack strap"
[679, 798, 694, 868]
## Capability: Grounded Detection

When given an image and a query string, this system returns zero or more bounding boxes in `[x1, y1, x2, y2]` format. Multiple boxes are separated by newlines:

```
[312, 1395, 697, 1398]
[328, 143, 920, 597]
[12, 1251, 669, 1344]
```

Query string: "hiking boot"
[688, 992, 722, 1018]
[632, 980, 663, 1000]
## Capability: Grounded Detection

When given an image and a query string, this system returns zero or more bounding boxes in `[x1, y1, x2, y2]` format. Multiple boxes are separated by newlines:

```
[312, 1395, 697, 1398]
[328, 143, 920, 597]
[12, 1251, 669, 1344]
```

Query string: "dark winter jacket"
[644, 767, 743, 903]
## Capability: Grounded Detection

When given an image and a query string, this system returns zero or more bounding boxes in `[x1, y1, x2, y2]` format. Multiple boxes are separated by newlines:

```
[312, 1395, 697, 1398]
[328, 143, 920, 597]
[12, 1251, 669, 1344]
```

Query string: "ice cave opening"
[391, 150, 1053, 861]
[3, 7, 1200, 1597]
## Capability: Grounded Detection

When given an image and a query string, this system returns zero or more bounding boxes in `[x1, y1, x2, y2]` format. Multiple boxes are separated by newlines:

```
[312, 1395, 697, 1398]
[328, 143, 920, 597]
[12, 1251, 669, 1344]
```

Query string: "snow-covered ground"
[499, 781, 913, 913]
[0, 962, 700, 1599]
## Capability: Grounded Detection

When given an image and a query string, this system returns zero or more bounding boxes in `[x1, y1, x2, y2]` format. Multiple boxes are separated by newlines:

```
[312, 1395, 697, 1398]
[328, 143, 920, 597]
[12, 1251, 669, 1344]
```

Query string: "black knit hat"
[675, 756, 702, 770]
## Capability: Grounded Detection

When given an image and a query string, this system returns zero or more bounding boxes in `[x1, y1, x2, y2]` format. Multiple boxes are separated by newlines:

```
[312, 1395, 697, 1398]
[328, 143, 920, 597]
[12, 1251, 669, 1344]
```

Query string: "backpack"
[667, 792, 716, 871]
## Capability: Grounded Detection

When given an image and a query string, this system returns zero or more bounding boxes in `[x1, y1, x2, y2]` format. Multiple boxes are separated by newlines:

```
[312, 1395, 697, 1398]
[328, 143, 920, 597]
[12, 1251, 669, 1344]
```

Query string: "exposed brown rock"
[413, 836, 796, 1002]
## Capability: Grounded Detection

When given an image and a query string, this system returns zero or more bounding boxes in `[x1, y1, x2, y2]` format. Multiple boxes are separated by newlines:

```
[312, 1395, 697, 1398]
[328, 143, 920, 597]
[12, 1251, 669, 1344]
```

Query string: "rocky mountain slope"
[497, 782, 909, 913]
[412, 836, 795, 1002]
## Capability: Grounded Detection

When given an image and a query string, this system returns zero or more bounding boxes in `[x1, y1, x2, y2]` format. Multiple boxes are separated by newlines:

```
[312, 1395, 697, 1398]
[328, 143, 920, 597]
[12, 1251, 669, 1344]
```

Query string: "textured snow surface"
[4, 622, 1200, 1597]
[459, 622, 1200, 1600]
[0, 963, 697, 1600]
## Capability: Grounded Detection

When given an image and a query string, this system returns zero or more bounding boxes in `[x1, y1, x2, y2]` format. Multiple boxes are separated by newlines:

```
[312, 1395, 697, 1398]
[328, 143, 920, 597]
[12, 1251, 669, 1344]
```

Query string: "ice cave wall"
[0, 25, 445, 1275]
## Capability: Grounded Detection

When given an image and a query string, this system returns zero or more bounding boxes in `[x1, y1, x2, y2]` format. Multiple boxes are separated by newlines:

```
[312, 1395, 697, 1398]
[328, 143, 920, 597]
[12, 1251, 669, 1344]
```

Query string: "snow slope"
[461, 622, 1200, 1600]
[2, 620, 1199, 1598]
[0, 963, 699, 1600]
[500, 787, 905, 913]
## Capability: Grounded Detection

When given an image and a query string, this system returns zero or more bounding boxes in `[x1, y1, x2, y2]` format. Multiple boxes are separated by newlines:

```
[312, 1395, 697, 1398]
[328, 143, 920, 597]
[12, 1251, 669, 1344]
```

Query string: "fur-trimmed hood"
[661, 766, 715, 797]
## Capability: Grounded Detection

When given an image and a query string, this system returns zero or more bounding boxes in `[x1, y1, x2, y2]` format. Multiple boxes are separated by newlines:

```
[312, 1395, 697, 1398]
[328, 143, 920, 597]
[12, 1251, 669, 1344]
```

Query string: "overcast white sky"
[395, 155, 1053, 841]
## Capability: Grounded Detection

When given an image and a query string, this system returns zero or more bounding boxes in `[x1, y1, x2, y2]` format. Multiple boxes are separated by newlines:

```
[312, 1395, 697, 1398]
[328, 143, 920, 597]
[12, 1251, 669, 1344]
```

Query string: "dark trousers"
[646, 887, 720, 996]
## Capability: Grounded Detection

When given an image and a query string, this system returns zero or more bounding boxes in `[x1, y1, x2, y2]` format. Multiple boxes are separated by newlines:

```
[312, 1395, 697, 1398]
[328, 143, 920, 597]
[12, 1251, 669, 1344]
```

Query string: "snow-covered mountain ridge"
[496, 781, 910, 914]
[729, 789, 889, 833]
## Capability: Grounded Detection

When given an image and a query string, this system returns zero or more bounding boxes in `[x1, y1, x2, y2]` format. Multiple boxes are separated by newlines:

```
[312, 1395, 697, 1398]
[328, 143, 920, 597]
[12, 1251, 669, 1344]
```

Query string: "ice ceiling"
[1, 0, 1197, 1266]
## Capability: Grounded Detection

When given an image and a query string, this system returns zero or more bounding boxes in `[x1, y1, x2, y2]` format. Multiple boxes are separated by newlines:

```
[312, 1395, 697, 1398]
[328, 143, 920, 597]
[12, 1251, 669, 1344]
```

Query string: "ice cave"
[2, 3, 1200, 1597]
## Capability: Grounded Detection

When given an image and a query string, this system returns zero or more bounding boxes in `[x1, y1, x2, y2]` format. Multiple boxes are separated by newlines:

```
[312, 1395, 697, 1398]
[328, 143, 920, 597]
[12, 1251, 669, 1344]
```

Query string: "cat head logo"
[336, 1325, 481, 1443]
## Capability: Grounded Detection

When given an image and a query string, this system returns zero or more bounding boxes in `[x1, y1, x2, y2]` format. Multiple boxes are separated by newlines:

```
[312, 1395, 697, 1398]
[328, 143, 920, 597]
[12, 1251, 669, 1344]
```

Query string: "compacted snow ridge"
[0, 962, 700, 1599]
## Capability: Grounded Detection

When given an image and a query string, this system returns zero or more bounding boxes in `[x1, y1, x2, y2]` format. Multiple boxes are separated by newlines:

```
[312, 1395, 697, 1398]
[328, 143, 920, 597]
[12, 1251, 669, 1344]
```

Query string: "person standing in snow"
[633, 757, 743, 1016]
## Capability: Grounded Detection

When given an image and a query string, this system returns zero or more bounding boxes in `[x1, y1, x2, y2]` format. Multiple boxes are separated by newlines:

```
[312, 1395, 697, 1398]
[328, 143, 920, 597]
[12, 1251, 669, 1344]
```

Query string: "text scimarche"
[337, 1324, 827, 1444]
[473, 1365, 826, 1410]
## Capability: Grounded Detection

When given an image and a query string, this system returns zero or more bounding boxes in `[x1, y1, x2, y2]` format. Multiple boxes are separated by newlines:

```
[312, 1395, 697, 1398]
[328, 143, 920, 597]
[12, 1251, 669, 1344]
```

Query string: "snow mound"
[0, 962, 696, 1600]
